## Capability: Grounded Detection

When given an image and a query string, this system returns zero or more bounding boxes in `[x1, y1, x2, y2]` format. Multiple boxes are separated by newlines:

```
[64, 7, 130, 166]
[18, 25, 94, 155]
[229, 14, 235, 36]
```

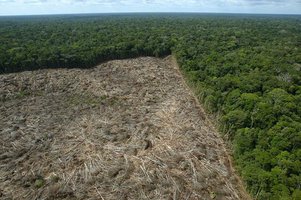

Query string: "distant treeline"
[1, 14, 301, 199]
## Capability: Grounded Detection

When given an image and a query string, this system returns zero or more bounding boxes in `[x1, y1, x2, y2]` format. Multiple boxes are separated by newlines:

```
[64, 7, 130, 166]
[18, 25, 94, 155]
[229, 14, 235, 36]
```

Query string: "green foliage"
[34, 178, 45, 188]
[222, 109, 248, 133]
[0, 13, 300, 199]
[234, 128, 258, 155]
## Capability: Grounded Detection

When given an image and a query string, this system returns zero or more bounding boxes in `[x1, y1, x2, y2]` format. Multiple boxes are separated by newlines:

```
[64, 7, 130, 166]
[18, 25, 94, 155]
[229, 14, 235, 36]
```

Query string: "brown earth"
[0, 56, 251, 200]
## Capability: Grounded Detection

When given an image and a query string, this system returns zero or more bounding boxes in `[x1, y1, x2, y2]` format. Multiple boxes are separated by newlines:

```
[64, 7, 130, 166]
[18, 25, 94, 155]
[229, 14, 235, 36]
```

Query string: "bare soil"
[0, 56, 250, 200]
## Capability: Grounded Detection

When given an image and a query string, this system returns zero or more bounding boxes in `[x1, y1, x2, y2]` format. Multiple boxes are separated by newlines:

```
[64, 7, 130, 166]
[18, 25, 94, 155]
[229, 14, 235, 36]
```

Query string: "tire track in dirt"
[0, 57, 251, 200]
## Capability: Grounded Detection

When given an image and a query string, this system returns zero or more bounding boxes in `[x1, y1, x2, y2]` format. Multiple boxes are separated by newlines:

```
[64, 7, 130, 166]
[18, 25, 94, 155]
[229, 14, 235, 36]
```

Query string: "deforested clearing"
[0, 56, 250, 200]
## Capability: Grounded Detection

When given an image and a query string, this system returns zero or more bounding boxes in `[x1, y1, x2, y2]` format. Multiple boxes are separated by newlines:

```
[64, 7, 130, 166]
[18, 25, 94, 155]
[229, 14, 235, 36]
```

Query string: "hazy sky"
[0, 0, 300, 15]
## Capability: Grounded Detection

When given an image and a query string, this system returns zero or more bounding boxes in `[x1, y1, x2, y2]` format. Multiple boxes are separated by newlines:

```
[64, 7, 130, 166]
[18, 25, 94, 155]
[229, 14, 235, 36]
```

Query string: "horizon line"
[1, 11, 301, 17]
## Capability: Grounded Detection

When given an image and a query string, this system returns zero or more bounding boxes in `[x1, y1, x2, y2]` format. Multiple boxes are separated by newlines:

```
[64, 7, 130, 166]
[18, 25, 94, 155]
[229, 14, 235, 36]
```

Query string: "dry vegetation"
[0, 56, 250, 200]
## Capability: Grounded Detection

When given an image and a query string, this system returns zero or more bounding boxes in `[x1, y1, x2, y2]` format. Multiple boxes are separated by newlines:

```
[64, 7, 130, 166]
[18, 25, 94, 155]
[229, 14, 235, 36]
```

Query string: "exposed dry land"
[0, 56, 250, 200]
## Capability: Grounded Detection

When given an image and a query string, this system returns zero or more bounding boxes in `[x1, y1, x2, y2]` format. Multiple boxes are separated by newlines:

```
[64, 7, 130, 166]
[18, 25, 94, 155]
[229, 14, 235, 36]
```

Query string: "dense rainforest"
[0, 13, 300, 199]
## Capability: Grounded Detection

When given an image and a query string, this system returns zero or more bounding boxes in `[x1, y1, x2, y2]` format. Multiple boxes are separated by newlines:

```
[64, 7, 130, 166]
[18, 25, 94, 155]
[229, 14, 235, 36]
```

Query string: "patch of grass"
[34, 178, 45, 188]
[16, 90, 30, 99]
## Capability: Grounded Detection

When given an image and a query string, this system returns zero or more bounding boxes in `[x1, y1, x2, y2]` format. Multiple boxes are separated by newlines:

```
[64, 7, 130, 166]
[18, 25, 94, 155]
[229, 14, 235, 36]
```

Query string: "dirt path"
[0, 56, 251, 200]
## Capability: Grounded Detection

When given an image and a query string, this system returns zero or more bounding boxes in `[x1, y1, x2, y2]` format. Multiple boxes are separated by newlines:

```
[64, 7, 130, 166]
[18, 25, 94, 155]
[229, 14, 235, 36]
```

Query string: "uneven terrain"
[0, 56, 250, 200]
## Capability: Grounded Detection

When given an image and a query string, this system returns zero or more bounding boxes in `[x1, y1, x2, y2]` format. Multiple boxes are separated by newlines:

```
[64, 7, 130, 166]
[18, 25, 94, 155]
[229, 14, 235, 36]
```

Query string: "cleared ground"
[0, 56, 250, 200]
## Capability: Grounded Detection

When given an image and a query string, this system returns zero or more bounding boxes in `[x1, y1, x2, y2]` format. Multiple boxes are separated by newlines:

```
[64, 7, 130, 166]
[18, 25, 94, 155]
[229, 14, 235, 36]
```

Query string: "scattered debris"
[0, 56, 250, 199]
